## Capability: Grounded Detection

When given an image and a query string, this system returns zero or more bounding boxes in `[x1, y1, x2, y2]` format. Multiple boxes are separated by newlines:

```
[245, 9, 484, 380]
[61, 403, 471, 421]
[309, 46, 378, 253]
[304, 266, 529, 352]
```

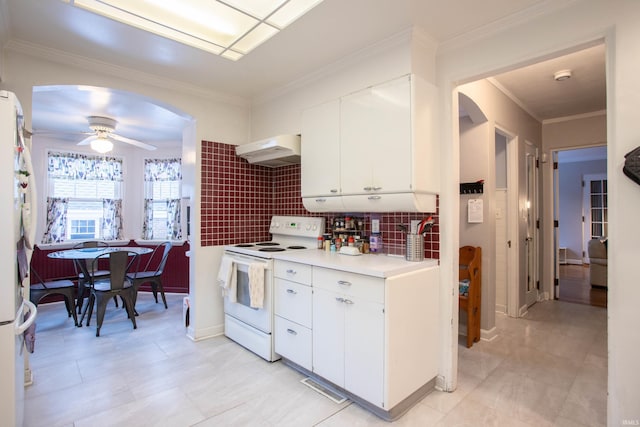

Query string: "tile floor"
[24, 293, 607, 427]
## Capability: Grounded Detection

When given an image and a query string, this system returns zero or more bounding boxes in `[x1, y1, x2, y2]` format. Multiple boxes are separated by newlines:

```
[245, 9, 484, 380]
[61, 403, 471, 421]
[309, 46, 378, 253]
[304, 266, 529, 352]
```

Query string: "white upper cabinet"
[301, 74, 439, 213]
[340, 76, 411, 195]
[301, 99, 344, 212]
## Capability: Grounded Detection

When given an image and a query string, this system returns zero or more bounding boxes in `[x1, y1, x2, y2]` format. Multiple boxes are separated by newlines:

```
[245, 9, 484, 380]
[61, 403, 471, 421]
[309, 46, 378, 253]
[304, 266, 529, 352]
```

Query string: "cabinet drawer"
[274, 260, 312, 285]
[313, 267, 384, 303]
[274, 316, 312, 371]
[274, 279, 312, 328]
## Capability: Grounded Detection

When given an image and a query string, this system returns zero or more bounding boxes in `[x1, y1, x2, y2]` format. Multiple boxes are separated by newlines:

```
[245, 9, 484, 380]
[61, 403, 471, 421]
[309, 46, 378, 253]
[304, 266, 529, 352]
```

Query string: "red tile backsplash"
[201, 141, 439, 259]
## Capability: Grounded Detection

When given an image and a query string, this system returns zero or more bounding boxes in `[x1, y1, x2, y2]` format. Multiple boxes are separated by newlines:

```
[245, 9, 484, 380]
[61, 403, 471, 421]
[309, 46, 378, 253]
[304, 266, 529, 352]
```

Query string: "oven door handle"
[224, 253, 270, 267]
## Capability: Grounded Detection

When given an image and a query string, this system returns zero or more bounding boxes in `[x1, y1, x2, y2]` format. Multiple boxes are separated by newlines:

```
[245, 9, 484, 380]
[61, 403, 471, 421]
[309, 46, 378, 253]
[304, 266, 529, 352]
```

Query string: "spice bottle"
[317, 236, 324, 249]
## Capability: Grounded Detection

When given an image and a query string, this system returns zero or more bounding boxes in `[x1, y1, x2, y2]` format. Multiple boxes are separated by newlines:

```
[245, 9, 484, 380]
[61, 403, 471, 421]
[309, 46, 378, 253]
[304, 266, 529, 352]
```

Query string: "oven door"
[223, 253, 273, 334]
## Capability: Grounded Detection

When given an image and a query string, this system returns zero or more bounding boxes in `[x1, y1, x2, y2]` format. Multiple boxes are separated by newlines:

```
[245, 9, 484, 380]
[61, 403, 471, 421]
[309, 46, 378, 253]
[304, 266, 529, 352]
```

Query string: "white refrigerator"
[0, 90, 38, 427]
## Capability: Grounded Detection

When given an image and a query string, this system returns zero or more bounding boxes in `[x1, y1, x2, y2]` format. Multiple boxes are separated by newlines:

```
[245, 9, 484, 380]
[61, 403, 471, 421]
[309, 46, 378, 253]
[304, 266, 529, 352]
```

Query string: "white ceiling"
[0, 0, 606, 150]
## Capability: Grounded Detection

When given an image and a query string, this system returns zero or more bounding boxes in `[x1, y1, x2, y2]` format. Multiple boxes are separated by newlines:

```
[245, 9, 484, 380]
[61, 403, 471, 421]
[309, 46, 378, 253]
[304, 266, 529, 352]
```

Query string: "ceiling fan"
[77, 116, 157, 153]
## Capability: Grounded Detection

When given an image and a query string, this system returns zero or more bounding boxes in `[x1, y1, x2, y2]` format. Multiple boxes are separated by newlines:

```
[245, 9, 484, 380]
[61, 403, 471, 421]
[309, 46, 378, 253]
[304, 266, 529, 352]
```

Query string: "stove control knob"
[272, 221, 279, 229]
[305, 224, 311, 231]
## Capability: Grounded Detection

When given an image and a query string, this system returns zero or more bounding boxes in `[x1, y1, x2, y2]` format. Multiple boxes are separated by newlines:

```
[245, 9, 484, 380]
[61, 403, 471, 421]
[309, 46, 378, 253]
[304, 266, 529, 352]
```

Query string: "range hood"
[235, 135, 301, 167]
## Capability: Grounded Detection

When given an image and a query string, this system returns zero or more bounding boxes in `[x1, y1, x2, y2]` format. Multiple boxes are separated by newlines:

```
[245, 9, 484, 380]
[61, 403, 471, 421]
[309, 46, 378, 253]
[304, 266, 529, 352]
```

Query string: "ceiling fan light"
[91, 138, 114, 153]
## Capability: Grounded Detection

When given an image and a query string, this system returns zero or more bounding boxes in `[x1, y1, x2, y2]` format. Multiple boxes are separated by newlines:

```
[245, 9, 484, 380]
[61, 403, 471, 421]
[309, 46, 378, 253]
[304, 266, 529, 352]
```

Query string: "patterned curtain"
[102, 199, 123, 240]
[41, 197, 68, 243]
[142, 199, 154, 239]
[144, 158, 182, 239]
[167, 199, 182, 240]
[48, 152, 123, 180]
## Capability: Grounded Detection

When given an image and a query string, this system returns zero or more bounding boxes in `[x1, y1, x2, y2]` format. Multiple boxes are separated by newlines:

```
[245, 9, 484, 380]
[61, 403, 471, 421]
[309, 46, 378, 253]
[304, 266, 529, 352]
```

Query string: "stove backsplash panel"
[201, 141, 439, 259]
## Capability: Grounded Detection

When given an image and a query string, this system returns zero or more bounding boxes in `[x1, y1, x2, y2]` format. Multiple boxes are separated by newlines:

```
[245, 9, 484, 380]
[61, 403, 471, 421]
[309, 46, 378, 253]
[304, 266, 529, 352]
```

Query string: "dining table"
[47, 246, 153, 325]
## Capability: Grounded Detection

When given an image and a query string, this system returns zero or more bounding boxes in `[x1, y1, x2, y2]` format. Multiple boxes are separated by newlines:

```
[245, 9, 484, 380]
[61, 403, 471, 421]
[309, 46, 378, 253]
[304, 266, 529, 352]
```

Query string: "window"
[142, 158, 182, 240]
[42, 152, 124, 243]
[589, 178, 608, 238]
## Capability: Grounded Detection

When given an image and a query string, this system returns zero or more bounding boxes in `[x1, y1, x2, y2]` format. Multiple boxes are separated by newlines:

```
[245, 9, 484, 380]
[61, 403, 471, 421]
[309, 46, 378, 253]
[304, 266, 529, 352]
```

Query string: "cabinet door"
[301, 99, 341, 197]
[368, 76, 411, 193]
[344, 298, 384, 406]
[312, 287, 344, 387]
[340, 87, 374, 195]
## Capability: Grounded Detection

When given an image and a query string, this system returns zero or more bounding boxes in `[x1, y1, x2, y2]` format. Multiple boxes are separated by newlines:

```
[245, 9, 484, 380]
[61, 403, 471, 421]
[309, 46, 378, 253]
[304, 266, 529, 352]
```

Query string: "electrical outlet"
[410, 220, 420, 234]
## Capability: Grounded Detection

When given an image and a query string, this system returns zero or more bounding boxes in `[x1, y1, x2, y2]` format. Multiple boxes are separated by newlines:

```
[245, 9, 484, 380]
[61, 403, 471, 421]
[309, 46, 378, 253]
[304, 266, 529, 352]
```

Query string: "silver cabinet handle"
[368, 196, 381, 200]
[330, 189, 338, 193]
[372, 186, 382, 191]
[337, 280, 352, 286]
[286, 269, 297, 275]
[286, 289, 297, 295]
[315, 198, 327, 203]
[286, 328, 297, 335]
[335, 297, 345, 303]
[363, 186, 372, 191]
[343, 299, 354, 305]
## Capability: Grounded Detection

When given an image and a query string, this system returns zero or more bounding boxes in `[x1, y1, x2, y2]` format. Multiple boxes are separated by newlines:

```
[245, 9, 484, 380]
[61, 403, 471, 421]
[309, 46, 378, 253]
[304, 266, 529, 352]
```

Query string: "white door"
[524, 142, 539, 307]
[553, 151, 560, 299]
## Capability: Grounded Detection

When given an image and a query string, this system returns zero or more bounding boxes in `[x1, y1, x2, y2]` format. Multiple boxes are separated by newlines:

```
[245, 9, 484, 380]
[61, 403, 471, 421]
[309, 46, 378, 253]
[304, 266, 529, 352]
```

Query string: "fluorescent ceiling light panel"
[65, 0, 324, 60]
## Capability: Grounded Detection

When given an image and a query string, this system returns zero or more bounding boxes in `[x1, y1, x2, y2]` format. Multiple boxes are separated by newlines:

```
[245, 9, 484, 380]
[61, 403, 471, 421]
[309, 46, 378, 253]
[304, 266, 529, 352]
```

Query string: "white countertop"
[273, 249, 439, 278]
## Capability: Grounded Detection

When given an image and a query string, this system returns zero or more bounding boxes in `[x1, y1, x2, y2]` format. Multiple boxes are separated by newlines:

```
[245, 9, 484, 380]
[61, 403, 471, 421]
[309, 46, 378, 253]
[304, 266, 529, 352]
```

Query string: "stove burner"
[235, 244, 254, 247]
[259, 247, 286, 252]
[256, 242, 280, 247]
[287, 245, 307, 250]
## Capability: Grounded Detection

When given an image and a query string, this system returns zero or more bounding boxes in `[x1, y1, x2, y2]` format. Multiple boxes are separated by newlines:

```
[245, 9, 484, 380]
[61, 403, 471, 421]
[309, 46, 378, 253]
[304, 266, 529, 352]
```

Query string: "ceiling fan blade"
[110, 133, 157, 151]
[77, 135, 98, 145]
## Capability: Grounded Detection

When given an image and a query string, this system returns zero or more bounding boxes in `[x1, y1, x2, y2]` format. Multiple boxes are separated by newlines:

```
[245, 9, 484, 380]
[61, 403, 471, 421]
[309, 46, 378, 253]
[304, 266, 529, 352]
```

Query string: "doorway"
[554, 146, 607, 307]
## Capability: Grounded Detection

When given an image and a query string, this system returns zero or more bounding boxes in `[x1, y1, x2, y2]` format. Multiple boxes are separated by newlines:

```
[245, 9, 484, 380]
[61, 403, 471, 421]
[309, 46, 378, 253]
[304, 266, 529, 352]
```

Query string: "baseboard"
[567, 258, 583, 265]
[187, 323, 224, 341]
[481, 327, 498, 342]
[518, 304, 528, 317]
[495, 304, 507, 314]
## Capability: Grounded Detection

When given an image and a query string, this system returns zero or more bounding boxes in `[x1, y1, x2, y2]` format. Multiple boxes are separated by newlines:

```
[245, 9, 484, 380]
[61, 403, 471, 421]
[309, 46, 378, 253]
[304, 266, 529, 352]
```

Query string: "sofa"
[588, 238, 608, 288]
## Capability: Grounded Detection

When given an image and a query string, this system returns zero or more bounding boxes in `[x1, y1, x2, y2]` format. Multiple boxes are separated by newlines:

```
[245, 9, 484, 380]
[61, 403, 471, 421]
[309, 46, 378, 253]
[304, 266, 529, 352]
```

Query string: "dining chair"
[128, 241, 172, 310]
[73, 240, 110, 314]
[29, 266, 78, 327]
[81, 251, 139, 337]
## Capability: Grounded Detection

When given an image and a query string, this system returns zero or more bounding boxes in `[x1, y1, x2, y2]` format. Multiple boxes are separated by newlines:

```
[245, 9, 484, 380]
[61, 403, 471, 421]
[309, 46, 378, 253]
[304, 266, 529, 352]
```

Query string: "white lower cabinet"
[312, 268, 385, 407]
[274, 261, 313, 370]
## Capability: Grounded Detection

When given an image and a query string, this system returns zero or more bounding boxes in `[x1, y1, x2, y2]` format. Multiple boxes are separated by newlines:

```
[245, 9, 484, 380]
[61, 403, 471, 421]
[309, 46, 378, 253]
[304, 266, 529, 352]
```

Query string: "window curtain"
[41, 197, 68, 243]
[142, 199, 154, 239]
[102, 199, 123, 240]
[48, 152, 123, 180]
[143, 158, 182, 239]
[167, 199, 182, 240]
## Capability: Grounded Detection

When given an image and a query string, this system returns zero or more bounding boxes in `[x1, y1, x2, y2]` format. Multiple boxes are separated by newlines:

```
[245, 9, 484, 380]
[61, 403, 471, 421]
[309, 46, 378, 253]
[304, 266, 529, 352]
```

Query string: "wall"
[200, 141, 441, 255]
[435, 1, 640, 422]
[558, 159, 607, 262]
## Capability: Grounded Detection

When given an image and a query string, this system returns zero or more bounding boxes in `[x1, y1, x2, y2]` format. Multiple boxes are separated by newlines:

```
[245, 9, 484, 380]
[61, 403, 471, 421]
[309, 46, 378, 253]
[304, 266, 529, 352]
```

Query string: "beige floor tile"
[25, 294, 606, 427]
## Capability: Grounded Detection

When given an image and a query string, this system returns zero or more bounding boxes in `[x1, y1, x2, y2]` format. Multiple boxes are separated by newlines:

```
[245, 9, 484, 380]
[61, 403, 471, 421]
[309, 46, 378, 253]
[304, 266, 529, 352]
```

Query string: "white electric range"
[222, 216, 325, 361]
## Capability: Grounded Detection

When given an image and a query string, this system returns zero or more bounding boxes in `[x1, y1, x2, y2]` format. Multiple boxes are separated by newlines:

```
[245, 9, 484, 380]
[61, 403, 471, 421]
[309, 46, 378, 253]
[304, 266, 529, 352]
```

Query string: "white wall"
[0, 48, 252, 342]
[436, 1, 640, 423]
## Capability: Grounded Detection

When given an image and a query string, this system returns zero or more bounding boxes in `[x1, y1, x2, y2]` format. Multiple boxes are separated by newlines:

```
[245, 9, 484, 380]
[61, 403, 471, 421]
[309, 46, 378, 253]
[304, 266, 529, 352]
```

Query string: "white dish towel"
[218, 255, 237, 303]
[248, 262, 265, 309]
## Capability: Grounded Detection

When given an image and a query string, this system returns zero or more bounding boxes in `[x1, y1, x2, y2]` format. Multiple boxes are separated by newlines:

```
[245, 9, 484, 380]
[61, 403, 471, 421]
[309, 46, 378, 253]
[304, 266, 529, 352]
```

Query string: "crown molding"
[5, 38, 250, 107]
[487, 76, 542, 123]
[543, 109, 606, 125]
[438, 0, 580, 54]
[252, 27, 413, 106]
